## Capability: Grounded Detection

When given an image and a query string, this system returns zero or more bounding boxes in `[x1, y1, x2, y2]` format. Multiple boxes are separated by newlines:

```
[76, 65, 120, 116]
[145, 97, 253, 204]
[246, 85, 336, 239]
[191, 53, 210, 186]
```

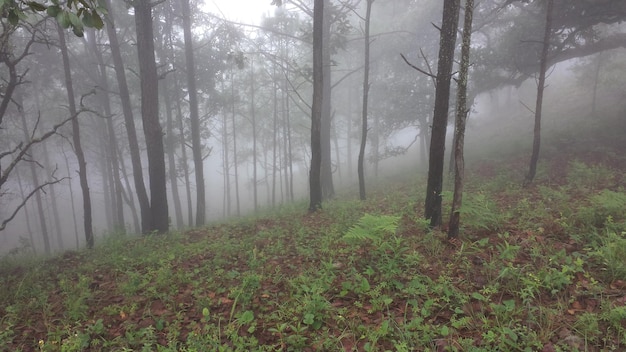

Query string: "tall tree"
[448, 0, 474, 239]
[103, 0, 151, 234]
[525, 0, 553, 185]
[424, 0, 460, 228]
[358, 0, 374, 201]
[181, 0, 206, 226]
[309, 0, 324, 212]
[57, 24, 94, 248]
[134, 0, 168, 233]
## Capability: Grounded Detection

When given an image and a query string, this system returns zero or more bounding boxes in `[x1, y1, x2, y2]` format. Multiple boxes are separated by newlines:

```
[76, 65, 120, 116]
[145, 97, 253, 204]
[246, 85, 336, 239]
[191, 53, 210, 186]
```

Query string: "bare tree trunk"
[272, 68, 278, 207]
[424, 0, 460, 228]
[61, 146, 80, 248]
[57, 24, 94, 248]
[163, 84, 184, 228]
[117, 147, 141, 234]
[358, 0, 374, 201]
[134, 0, 169, 233]
[231, 68, 241, 216]
[18, 104, 50, 254]
[181, 0, 206, 226]
[448, 0, 474, 239]
[250, 59, 258, 213]
[15, 168, 36, 253]
[89, 31, 125, 232]
[222, 104, 231, 217]
[42, 127, 64, 250]
[309, 0, 324, 212]
[525, 0, 553, 185]
[104, 0, 151, 233]
[320, 0, 334, 200]
[172, 86, 194, 226]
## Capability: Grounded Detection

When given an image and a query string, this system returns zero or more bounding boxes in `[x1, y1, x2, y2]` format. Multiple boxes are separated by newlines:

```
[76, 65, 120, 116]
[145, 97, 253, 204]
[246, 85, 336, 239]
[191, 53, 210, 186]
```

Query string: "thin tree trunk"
[18, 103, 50, 254]
[231, 67, 241, 216]
[309, 0, 324, 212]
[42, 120, 64, 250]
[104, 0, 151, 233]
[173, 85, 194, 226]
[163, 83, 184, 228]
[61, 146, 80, 248]
[525, 0, 553, 185]
[181, 0, 206, 226]
[358, 0, 374, 201]
[272, 68, 278, 207]
[134, 0, 169, 233]
[448, 0, 474, 239]
[250, 58, 258, 213]
[117, 147, 141, 234]
[320, 0, 334, 200]
[15, 167, 36, 253]
[222, 101, 231, 217]
[57, 24, 94, 248]
[424, 0, 460, 228]
[90, 31, 125, 232]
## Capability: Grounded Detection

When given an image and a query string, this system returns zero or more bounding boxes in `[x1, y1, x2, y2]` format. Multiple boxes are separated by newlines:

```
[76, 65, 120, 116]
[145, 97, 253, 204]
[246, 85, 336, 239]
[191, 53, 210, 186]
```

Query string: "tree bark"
[424, 0, 460, 228]
[320, 0, 334, 200]
[358, 0, 374, 201]
[525, 0, 554, 185]
[181, 0, 206, 226]
[134, 0, 169, 233]
[57, 24, 94, 248]
[448, 0, 474, 239]
[309, 0, 324, 212]
[104, 0, 151, 234]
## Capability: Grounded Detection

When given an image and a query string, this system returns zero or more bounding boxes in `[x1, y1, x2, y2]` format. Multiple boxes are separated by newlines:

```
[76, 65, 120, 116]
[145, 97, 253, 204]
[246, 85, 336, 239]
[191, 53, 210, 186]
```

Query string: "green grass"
[2, 117, 626, 351]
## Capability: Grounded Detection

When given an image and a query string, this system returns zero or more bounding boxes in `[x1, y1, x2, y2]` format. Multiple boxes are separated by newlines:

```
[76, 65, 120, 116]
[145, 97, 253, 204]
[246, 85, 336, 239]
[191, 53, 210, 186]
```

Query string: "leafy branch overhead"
[0, 0, 106, 36]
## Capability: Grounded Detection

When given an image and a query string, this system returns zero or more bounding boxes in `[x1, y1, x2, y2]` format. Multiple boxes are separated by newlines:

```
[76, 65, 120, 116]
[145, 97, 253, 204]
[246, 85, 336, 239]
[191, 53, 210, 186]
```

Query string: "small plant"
[343, 213, 400, 245]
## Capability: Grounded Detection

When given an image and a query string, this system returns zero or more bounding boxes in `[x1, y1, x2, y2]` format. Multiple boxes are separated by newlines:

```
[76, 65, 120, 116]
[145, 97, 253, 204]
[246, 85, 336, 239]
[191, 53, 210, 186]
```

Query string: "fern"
[343, 214, 400, 244]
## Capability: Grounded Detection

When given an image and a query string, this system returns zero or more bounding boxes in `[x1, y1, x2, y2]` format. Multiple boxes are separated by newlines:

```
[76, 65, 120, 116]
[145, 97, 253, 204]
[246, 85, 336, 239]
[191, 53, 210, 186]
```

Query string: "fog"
[1, 0, 625, 254]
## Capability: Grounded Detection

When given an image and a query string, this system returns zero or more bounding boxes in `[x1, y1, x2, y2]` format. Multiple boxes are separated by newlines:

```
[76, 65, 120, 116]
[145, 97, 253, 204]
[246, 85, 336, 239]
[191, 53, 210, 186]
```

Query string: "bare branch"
[0, 176, 68, 232]
[400, 53, 437, 79]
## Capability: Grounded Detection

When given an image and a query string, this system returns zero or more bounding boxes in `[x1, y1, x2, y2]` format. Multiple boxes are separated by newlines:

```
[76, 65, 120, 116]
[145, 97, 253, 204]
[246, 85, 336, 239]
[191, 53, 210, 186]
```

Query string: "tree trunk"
[320, 0, 334, 200]
[250, 58, 258, 213]
[15, 168, 36, 253]
[61, 147, 80, 248]
[309, 0, 324, 212]
[117, 146, 141, 234]
[181, 0, 206, 226]
[448, 0, 474, 239]
[174, 94, 194, 226]
[134, 0, 169, 233]
[89, 31, 125, 232]
[231, 67, 241, 216]
[424, 0, 460, 228]
[104, 0, 151, 234]
[57, 24, 94, 248]
[525, 0, 553, 185]
[18, 103, 50, 254]
[358, 0, 374, 201]
[162, 84, 184, 228]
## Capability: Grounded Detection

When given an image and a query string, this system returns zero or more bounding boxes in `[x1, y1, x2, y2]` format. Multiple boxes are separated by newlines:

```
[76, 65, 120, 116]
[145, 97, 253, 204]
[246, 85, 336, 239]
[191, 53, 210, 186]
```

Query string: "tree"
[309, 0, 324, 212]
[103, 0, 151, 234]
[424, 0, 460, 228]
[181, 0, 206, 226]
[525, 0, 553, 185]
[448, 0, 474, 239]
[0, 0, 104, 36]
[57, 23, 94, 248]
[134, 0, 168, 233]
[358, 0, 373, 201]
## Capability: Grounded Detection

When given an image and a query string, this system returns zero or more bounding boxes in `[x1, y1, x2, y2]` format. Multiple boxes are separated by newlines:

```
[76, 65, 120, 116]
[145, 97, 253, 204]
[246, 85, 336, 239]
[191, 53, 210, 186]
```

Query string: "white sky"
[202, 0, 277, 25]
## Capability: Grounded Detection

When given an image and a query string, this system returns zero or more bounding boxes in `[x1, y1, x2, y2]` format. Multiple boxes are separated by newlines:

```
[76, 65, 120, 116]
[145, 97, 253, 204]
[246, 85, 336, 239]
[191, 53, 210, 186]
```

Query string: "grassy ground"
[1, 116, 626, 351]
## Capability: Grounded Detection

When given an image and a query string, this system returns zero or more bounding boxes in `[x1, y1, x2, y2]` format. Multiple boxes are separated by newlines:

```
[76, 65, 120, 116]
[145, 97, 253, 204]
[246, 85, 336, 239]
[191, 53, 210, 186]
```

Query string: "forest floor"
[2, 116, 626, 351]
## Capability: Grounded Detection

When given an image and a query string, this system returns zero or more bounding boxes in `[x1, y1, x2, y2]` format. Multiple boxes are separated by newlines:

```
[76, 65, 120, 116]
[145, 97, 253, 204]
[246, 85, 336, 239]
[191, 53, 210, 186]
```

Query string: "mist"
[1, 0, 625, 254]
